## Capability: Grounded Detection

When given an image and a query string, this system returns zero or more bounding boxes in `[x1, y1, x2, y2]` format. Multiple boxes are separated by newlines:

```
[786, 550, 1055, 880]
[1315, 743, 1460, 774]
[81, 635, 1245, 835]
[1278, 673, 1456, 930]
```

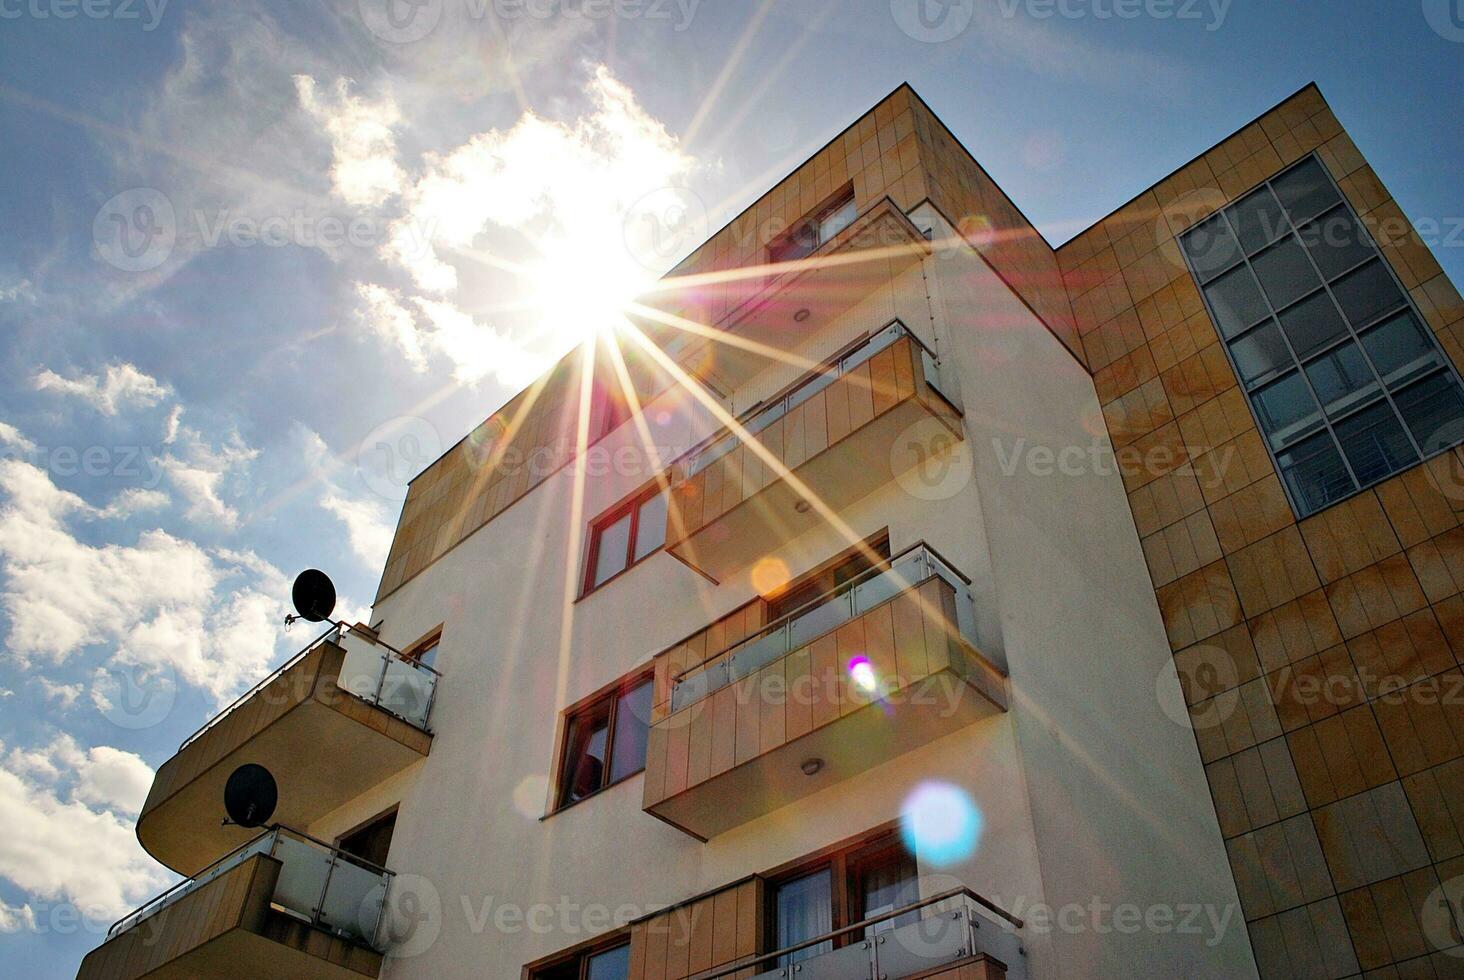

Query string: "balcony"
[642, 545, 1006, 840]
[137, 624, 438, 876]
[79, 827, 391, 980]
[664, 321, 963, 582]
[696, 887, 1026, 980]
[636, 197, 934, 395]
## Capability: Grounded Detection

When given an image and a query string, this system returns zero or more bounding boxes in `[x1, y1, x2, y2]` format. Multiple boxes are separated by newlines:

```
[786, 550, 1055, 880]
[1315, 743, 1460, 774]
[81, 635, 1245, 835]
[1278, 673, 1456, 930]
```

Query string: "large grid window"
[1180, 155, 1464, 518]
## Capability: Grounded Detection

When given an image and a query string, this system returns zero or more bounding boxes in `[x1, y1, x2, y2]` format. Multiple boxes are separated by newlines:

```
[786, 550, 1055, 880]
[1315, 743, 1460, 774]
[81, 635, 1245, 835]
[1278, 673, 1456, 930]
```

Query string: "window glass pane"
[1299, 206, 1375, 281]
[1230, 321, 1291, 386]
[591, 512, 632, 587]
[1251, 236, 1322, 311]
[1331, 259, 1404, 329]
[1254, 371, 1323, 449]
[770, 227, 816, 265]
[1394, 372, 1464, 455]
[860, 849, 920, 936]
[745, 400, 785, 435]
[1272, 157, 1342, 223]
[1360, 311, 1440, 390]
[1276, 432, 1355, 516]
[633, 493, 667, 561]
[1181, 215, 1243, 282]
[1334, 401, 1417, 486]
[1205, 265, 1270, 338]
[561, 704, 611, 804]
[1277, 290, 1347, 360]
[1229, 186, 1288, 254]
[817, 195, 857, 245]
[775, 870, 833, 965]
[586, 945, 631, 980]
[787, 369, 835, 410]
[1304, 341, 1381, 418]
[842, 324, 900, 373]
[609, 679, 653, 782]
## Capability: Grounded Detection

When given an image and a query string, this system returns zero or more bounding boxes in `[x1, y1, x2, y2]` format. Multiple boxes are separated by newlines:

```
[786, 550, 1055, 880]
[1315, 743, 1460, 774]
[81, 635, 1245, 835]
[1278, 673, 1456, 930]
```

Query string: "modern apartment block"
[79, 82, 1464, 980]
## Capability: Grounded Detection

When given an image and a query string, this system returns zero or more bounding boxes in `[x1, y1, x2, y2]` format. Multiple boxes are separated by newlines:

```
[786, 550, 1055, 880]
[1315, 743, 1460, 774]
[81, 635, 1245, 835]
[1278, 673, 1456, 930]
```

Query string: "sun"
[523, 233, 655, 350]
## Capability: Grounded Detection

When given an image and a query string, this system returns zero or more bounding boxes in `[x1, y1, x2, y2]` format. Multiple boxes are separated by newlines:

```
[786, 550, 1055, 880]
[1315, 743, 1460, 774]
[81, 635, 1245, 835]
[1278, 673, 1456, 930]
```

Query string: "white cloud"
[0, 900, 38, 934]
[386, 65, 695, 296]
[0, 279, 35, 304]
[157, 415, 258, 530]
[354, 282, 427, 370]
[294, 75, 406, 209]
[320, 492, 394, 571]
[96, 488, 171, 520]
[0, 737, 170, 919]
[412, 297, 546, 389]
[0, 458, 288, 701]
[294, 426, 395, 570]
[35, 678, 83, 709]
[31, 363, 170, 416]
[0, 421, 36, 454]
[162, 404, 183, 445]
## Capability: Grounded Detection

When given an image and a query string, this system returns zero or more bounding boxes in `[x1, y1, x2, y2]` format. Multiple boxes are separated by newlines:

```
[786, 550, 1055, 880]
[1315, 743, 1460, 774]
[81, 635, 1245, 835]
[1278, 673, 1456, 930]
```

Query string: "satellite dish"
[291, 569, 336, 624]
[223, 764, 278, 829]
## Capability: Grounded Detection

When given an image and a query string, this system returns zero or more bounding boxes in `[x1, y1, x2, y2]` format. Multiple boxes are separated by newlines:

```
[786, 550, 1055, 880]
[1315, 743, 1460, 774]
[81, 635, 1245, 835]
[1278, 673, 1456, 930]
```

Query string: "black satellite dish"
[223, 763, 278, 829]
[291, 569, 336, 624]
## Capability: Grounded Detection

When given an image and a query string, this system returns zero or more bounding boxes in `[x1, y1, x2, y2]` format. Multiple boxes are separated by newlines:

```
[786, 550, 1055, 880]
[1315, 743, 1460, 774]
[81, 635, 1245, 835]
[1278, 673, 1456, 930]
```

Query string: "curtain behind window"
[775, 869, 833, 965]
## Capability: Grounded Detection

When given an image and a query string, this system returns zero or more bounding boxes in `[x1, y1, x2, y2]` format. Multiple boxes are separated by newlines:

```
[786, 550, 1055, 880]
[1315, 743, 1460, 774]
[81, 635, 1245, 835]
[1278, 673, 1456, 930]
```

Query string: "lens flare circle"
[848, 655, 878, 694]
[900, 781, 982, 867]
[751, 557, 791, 595]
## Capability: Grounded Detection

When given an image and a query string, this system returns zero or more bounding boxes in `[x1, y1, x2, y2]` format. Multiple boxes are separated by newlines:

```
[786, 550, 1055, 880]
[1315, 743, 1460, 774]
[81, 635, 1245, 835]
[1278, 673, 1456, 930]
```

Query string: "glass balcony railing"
[696, 887, 1027, 980]
[684, 319, 951, 479]
[670, 543, 978, 713]
[178, 622, 440, 751]
[334, 625, 440, 731]
[108, 826, 394, 951]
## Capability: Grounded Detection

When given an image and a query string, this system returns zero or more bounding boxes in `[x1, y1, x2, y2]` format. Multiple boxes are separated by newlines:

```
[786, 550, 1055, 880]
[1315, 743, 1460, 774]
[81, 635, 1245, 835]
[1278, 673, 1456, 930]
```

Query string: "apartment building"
[78, 82, 1464, 979]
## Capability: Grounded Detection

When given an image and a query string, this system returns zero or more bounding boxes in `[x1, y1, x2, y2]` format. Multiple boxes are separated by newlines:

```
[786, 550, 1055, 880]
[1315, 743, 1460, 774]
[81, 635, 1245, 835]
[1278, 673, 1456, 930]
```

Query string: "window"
[584, 487, 668, 592]
[766, 832, 919, 966]
[1180, 155, 1464, 519]
[531, 940, 630, 980]
[767, 536, 891, 621]
[337, 808, 396, 868]
[768, 188, 857, 266]
[555, 674, 653, 810]
[403, 630, 440, 668]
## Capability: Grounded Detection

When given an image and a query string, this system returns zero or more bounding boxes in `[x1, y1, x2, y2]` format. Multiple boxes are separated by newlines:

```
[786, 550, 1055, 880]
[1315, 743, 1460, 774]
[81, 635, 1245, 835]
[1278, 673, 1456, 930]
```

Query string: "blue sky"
[2, 0, 1462, 975]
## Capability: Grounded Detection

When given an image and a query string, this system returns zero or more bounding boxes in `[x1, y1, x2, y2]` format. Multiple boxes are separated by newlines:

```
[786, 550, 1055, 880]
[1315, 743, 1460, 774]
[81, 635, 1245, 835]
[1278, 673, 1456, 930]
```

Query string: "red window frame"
[581, 485, 667, 595]
[552, 671, 655, 812]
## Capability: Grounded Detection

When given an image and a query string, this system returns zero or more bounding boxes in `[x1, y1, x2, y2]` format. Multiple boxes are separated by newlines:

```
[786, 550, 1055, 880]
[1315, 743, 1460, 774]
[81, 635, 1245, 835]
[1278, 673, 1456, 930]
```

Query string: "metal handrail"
[179, 620, 441, 750]
[689, 886, 1022, 980]
[669, 541, 976, 710]
[107, 824, 396, 943]
[677, 318, 941, 476]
